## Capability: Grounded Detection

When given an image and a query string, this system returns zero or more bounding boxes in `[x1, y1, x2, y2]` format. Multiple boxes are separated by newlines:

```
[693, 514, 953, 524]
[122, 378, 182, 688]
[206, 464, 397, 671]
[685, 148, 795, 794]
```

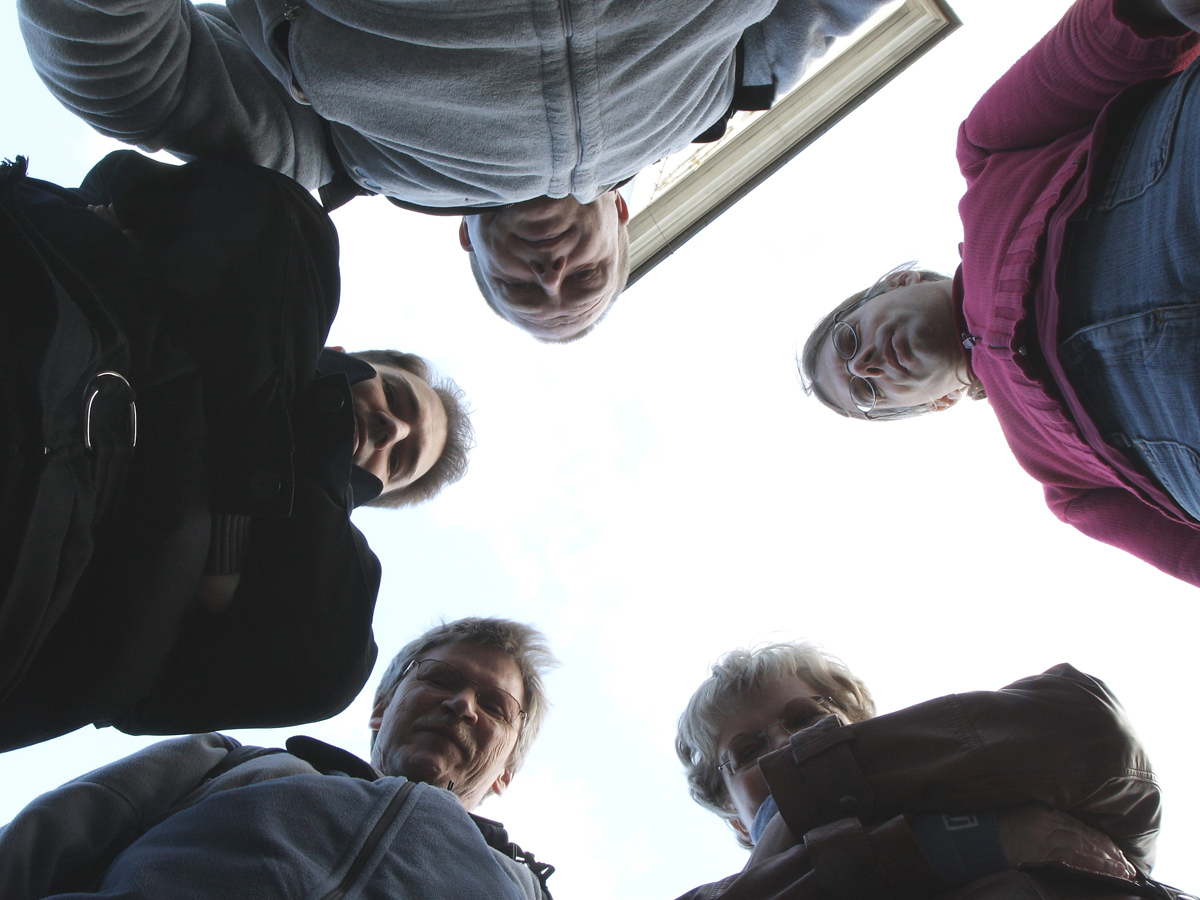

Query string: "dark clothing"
[0, 151, 382, 751]
[678, 665, 1190, 900]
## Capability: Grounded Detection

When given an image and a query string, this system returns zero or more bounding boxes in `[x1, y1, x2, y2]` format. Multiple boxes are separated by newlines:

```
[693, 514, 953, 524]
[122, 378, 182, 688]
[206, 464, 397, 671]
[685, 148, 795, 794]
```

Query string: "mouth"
[884, 335, 910, 377]
[516, 226, 569, 245]
[420, 724, 470, 757]
[353, 409, 367, 460]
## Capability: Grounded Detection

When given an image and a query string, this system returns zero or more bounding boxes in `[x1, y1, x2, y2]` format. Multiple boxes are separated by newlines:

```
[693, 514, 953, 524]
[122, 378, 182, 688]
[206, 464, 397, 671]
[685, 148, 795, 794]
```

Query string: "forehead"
[714, 675, 820, 750]
[372, 364, 440, 412]
[420, 640, 525, 703]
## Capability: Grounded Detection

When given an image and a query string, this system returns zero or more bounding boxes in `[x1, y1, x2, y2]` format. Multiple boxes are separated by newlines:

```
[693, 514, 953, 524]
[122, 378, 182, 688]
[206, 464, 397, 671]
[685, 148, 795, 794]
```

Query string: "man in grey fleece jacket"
[0, 618, 558, 899]
[19, 0, 887, 341]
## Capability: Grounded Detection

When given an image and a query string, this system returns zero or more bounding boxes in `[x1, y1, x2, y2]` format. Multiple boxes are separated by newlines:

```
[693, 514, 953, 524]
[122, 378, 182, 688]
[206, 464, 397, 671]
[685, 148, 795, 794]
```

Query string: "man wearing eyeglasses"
[0, 617, 558, 900]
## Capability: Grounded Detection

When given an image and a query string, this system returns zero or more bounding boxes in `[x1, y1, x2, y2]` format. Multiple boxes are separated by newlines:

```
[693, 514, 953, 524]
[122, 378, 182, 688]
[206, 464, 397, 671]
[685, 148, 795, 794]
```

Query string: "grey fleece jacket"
[0, 733, 545, 900]
[19, 0, 887, 208]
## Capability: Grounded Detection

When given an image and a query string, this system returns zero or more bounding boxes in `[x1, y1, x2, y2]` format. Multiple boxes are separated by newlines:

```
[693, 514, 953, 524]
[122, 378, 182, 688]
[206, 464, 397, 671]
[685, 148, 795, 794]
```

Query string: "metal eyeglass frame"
[403, 658, 527, 727]
[717, 695, 837, 777]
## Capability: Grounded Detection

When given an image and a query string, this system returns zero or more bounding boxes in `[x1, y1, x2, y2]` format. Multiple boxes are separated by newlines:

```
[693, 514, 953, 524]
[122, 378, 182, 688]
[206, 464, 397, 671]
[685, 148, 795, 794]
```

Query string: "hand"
[997, 806, 1137, 880]
[194, 573, 241, 613]
[88, 203, 136, 239]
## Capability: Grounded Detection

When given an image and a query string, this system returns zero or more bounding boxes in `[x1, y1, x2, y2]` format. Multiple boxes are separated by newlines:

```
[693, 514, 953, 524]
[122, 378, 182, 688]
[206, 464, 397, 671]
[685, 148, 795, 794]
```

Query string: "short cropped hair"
[350, 350, 474, 507]
[467, 222, 630, 344]
[676, 642, 875, 848]
[372, 617, 558, 775]
[798, 263, 983, 421]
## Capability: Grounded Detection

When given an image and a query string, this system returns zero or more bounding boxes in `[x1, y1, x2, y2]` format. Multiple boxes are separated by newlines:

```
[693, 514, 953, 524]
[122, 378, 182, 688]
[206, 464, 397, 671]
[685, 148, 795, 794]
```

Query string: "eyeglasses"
[831, 317, 878, 417]
[717, 696, 836, 777]
[403, 658, 527, 727]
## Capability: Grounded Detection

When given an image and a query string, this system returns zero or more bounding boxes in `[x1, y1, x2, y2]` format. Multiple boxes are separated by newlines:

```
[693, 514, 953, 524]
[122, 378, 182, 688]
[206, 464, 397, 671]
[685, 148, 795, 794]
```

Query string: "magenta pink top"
[956, 0, 1200, 584]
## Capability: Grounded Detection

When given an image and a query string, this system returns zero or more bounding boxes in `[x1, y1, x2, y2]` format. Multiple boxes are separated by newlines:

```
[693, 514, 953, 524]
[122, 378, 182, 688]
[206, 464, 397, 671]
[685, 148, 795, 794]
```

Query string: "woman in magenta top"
[801, 0, 1200, 586]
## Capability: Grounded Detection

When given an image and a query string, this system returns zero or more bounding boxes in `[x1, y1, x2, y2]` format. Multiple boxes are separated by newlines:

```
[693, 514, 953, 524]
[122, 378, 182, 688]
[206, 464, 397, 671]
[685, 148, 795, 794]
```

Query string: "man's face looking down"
[460, 190, 630, 341]
[348, 364, 449, 493]
[369, 640, 526, 811]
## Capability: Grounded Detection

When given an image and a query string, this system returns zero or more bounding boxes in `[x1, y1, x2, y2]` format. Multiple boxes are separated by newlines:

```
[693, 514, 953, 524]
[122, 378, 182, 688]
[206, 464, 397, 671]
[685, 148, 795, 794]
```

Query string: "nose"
[374, 409, 411, 447]
[441, 687, 480, 722]
[763, 722, 793, 754]
[848, 344, 884, 377]
[528, 253, 567, 291]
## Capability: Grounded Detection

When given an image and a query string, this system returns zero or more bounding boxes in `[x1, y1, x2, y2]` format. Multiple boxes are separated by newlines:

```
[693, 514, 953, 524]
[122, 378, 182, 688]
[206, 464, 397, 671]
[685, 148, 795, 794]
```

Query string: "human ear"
[889, 270, 922, 289]
[613, 190, 630, 224]
[458, 218, 474, 252]
[931, 389, 963, 411]
[489, 767, 515, 797]
[730, 816, 752, 842]
[368, 694, 390, 732]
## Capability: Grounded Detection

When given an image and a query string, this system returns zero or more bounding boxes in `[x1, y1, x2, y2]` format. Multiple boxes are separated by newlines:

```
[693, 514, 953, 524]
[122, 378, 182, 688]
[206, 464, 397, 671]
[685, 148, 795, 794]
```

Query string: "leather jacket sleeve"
[672, 817, 943, 900]
[758, 665, 1161, 875]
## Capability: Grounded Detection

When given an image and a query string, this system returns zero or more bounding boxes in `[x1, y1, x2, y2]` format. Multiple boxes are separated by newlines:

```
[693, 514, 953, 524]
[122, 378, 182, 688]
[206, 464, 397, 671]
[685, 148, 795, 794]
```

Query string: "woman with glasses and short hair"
[799, 0, 1200, 588]
[674, 642, 1180, 900]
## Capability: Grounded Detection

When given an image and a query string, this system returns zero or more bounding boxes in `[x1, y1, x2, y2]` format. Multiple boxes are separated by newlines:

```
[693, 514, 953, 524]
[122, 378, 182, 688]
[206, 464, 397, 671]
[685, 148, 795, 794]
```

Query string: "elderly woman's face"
[813, 274, 963, 416]
[714, 676, 827, 841]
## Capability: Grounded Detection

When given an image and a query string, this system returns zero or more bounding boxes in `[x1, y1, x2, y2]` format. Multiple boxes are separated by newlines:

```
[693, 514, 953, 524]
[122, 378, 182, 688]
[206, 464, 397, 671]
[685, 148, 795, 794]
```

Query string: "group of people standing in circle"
[1, 0, 1198, 897]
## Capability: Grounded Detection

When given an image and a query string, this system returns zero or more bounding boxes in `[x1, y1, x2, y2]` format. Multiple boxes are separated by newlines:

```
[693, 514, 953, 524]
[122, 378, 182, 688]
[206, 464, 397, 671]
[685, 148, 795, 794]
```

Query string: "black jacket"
[0, 152, 381, 751]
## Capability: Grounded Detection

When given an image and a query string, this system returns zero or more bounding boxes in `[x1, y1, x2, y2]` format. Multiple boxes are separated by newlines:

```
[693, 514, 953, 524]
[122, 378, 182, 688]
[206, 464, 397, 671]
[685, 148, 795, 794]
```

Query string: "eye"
[569, 267, 598, 283]
[502, 280, 537, 292]
[848, 376, 877, 411]
[832, 322, 858, 360]
[422, 669, 460, 691]
[779, 699, 829, 733]
[730, 735, 766, 769]
[383, 382, 395, 405]
[479, 695, 509, 721]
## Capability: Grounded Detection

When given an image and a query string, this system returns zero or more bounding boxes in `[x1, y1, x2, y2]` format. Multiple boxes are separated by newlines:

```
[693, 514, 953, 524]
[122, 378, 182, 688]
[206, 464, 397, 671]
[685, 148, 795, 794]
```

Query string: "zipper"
[317, 780, 416, 900]
[556, 0, 585, 187]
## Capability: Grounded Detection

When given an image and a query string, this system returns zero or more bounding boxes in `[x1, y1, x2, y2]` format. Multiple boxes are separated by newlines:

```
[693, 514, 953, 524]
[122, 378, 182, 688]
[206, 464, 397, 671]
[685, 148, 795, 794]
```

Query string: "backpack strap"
[471, 813, 556, 899]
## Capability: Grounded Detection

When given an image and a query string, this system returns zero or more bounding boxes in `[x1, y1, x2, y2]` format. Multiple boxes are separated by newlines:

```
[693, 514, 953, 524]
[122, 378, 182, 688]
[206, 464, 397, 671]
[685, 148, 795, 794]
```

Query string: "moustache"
[412, 714, 477, 756]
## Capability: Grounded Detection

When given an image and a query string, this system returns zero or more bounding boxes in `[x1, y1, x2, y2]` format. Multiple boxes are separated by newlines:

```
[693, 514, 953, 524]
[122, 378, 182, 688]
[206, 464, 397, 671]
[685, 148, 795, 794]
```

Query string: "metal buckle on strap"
[84, 371, 137, 451]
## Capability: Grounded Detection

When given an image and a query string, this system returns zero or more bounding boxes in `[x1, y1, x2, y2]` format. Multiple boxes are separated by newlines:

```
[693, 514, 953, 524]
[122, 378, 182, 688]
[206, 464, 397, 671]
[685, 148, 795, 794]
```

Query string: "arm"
[0, 734, 236, 899]
[740, 0, 890, 98]
[759, 665, 1161, 874]
[1050, 487, 1200, 588]
[108, 481, 382, 735]
[17, 0, 331, 188]
[960, 0, 1198, 171]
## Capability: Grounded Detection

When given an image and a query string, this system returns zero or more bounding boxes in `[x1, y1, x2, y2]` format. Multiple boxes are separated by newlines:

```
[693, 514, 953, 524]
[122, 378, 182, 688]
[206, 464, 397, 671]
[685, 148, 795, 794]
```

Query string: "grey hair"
[797, 263, 983, 422]
[349, 350, 475, 506]
[371, 617, 558, 777]
[675, 642, 875, 849]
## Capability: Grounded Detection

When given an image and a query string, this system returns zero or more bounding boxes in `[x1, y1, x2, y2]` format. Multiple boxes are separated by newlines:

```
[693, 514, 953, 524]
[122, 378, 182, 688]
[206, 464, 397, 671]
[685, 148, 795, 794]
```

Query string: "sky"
[2, 1, 1199, 897]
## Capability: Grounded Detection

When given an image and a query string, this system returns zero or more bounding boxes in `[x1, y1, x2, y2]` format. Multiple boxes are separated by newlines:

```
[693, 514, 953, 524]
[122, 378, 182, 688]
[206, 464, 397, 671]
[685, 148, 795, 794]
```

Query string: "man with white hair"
[673, 642, 1189, 900]
[0, 617, 557, 899]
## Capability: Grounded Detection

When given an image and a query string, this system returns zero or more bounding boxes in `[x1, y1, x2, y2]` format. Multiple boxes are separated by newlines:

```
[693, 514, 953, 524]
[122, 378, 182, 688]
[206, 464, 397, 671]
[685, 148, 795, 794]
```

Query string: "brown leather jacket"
[677, 665, 1192, 900]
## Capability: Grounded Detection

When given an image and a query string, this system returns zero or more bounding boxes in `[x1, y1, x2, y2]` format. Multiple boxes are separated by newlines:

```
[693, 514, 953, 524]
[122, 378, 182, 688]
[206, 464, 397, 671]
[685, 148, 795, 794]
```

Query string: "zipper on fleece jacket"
[556, 0, 586, 188]
[317, 779, 416, 900]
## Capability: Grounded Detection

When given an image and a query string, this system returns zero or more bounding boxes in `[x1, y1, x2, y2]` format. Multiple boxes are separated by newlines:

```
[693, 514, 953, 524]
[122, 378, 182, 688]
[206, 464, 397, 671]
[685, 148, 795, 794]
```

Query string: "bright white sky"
[2, 1, 1199, 896]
